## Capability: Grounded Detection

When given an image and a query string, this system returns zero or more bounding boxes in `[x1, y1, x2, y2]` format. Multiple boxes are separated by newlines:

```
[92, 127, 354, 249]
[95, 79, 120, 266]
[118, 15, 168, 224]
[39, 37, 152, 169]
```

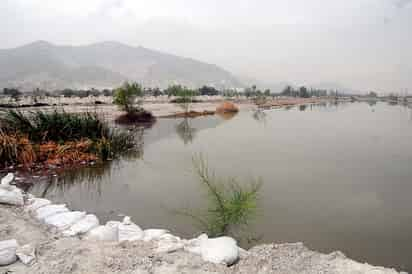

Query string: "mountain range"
[0, 41, 242, 91]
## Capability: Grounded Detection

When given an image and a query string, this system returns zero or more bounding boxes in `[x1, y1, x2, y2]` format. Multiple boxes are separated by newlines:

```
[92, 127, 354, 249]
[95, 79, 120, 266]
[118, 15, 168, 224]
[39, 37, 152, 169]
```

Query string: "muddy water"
[29, 102, 412, 272]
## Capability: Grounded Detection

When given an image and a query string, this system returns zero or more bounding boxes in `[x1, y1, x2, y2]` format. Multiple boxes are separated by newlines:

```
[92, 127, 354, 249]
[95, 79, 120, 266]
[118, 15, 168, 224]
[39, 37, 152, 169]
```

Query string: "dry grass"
[0, 130, 98, 169]
[0, 129, 36, 167]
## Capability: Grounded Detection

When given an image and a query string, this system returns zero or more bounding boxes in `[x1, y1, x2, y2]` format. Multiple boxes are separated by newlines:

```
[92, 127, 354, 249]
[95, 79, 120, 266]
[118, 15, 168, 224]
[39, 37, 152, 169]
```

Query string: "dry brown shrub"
[0, 130, 36, 167]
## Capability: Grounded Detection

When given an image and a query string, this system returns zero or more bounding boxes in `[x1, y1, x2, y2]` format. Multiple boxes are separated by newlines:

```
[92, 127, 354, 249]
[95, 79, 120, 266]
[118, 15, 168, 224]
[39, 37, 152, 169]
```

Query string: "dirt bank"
[0, 97, 330, 122]
[0, 205, 405, 274]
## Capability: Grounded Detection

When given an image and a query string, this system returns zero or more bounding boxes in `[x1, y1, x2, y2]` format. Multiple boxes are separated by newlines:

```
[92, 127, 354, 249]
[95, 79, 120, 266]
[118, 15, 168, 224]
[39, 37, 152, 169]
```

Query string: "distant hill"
[0, 41, 242, 91]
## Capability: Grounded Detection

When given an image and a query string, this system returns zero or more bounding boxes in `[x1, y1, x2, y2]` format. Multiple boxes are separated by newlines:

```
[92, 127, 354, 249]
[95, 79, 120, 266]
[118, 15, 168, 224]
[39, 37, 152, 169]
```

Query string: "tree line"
[2, 84, 337, 100]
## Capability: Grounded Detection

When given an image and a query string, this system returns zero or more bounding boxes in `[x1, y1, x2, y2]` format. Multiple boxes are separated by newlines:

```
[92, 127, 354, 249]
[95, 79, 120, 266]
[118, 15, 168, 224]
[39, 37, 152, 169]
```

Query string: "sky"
[1, 0, 412, 93]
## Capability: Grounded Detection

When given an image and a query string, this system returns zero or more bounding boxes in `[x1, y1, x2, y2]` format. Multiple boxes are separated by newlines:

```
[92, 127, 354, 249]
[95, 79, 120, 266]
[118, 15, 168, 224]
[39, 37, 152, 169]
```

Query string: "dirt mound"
[115, 111, 156, 126]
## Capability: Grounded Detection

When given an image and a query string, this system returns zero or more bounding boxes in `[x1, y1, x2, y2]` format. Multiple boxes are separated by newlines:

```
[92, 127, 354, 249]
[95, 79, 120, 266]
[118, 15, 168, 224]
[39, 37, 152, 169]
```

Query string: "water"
[29, 102, 412, 272]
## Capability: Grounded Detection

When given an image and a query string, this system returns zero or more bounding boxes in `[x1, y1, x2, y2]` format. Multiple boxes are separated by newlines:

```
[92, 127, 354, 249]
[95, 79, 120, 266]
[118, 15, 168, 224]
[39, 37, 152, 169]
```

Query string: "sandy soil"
[0, 205, 405, 274]
[0, 96, 331, 122]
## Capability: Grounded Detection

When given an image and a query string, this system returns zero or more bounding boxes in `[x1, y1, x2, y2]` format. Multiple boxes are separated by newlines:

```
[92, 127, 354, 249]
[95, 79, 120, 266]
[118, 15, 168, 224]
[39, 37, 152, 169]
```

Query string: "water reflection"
[175, 118, 197, 144]
[252, 110, 267, 124]
[37, 162, 114, 198]
[216, 111, 238, 121]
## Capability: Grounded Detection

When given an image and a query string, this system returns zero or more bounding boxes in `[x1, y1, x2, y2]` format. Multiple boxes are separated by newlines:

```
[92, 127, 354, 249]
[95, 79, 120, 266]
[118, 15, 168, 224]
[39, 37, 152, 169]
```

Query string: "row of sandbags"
[0, 174, 35, 266]
[0, 173, 241, 266]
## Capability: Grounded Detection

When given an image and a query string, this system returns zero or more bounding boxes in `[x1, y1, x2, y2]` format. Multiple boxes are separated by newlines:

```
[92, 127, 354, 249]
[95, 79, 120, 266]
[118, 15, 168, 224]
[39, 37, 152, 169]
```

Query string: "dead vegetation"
[0, 110, 139, 170]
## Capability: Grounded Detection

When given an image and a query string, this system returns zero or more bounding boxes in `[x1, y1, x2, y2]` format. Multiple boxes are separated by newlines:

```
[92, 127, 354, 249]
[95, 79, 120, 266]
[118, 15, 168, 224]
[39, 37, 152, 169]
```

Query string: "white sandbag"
[159, 233, 181, 241]
[156, 234, 184, 253]
[44, 211, 86, 230]
[200, 236, 239, 265]
[85, 224, 118, 241]
[0, 239, 18, 266]
[184, 234, 208, 255]
[35, 204, 69, 220]
[0, 187, 24, 206]
[1, 173, 14, 186]
[118, 216, 144, 242]
[16, 244, 36, 265]
[142, 229, 169, 242]
[63, 214, 100, 237]
[106, 220, 121, 228]
[25, 198, 51, 212]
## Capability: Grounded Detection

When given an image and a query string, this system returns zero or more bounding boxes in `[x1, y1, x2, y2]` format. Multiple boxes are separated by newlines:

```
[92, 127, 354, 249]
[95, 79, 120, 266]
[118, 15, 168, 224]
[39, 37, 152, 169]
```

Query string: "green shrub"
[178, 154, 262, 237]
[1, 110, 107, 142]
[113, 82, 143, 113]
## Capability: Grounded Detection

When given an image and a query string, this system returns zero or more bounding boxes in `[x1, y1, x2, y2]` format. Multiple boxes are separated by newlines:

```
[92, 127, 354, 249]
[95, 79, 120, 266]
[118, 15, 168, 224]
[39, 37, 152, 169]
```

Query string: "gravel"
[0, 205, 406, 274]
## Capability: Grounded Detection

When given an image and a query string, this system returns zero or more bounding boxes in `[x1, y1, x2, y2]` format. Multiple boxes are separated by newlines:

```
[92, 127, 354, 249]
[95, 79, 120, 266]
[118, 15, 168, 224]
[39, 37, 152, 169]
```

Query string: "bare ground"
[0, 205, 405, 274]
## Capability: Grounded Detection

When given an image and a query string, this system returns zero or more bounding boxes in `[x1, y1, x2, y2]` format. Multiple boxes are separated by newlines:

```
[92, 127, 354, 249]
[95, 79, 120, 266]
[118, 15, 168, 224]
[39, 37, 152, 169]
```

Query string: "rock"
[200, 236, 239, 265]
[85, 224, 119, 241]
[16, 244, 36, 265]
[0, 185, 24, 206]
[184, 233, 208, 255]
[118, 216, 144, 242]
[0, 239, 19, 266]
[0, 173, 14, 186]
[44, 211, 86, 230]
[25, 198, 51, 212]
[35, 204, 69, 220]
[216, 101, 239, 113]
[142, 229, 169, 242]
[63, 214, 100, 237]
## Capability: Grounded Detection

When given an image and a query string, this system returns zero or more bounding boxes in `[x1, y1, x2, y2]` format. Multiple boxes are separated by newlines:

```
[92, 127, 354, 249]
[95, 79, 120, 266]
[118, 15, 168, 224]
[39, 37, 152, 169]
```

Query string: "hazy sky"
[1, 0, 411, 92]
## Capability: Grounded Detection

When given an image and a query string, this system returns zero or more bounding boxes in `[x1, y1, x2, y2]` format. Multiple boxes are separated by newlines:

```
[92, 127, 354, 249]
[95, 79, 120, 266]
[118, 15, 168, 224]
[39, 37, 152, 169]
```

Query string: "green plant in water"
[166, 85, 198, 114]
[180, 154, 262, 238]
[113, 82, 144, 113]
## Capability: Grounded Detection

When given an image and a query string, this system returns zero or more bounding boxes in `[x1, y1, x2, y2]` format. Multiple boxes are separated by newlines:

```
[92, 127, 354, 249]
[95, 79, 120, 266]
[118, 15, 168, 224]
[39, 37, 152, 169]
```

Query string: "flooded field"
[28, 102, 412, 272]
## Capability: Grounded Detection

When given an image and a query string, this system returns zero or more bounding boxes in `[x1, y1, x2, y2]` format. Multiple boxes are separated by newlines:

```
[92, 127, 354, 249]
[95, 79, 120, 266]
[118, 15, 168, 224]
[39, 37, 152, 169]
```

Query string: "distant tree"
[167, 85, 198, 113]
[199, 86, 219, 96]
[222, 89, 238, 98]
[88, 88, 101, 97]
[368, 91, 378, 97]
[281, 86, 293, 96]
[244, 87, 253, 98]
[3, 88, 22, 102]
[152, 87, 163, 97]
[113, 82, 143, 113]
[244, 85, 260, 98]
[102, 89, 113, 97]
[165, 85, 183, 97]
[388, 93, 398, 101]
[299, 86, 310, 98]
[264, 89, 271, 97]
[32, 88, 46, 103]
